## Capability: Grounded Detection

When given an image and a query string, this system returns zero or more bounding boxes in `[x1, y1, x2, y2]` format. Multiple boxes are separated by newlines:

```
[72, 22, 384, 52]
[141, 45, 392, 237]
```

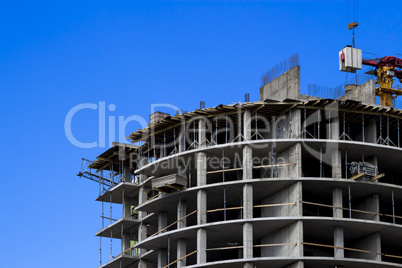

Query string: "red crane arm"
[363, 56, 402, 81]
[362, 56, 402, 68]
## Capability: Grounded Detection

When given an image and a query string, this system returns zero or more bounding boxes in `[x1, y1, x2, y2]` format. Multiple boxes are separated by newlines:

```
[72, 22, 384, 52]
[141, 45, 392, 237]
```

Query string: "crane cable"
[348, 0, 359, 24]
[345, 0, 359, 85]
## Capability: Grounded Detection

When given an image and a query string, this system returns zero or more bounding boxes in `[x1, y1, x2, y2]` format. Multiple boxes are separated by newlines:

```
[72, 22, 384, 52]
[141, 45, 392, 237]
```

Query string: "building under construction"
[79, 52, 402, 268]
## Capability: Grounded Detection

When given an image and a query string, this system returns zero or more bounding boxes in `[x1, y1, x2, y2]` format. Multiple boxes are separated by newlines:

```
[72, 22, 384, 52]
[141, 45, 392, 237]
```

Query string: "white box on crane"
[339, 46, 362, 73]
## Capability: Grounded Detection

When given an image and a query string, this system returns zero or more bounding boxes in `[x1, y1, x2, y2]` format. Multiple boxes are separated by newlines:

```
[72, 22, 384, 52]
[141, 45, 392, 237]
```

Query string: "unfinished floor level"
[79, 64, 402, 268]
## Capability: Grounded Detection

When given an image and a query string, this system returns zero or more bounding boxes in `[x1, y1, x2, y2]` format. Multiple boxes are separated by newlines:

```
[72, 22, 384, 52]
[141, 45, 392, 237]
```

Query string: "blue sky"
[1, 1, 402, 267]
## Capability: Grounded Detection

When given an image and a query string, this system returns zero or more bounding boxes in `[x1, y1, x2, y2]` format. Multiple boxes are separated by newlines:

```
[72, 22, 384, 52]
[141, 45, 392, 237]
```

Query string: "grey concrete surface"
[338, 79, 376, 105]
[260, 66, 301, 101]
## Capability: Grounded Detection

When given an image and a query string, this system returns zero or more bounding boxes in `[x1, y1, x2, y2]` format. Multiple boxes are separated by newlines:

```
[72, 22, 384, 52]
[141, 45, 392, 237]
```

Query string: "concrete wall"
[261, 182, 302, 217]
[348, 232, 381, 261]
[260, 66, 300, 101]
[261, 221, 303, 257]
[338, 79, 376, 105]
[354, 194, 380, 221]
[277, 144, 302, 178]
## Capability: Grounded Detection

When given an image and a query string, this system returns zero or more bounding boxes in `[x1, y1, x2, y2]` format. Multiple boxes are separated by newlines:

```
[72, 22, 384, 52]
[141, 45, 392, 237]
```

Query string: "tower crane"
[340, 0, 402, 108]
[340, 19, 402, 108]
[362, 56, 402, 107]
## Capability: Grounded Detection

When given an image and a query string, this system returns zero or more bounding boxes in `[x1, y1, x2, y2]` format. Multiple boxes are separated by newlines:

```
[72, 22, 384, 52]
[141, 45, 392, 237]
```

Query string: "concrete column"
[197, 190, 207, 225]
[158, 211, 168, 231]
[160, 145, 164, 158]
[332, 187, 343, 218]
[123, 166, 131, 182]
[138, 220, 148, 247]
[122, 234, 131, 254]
[199, 118, 206, 148]
[243, 222, 253, 259]
[329, 109, 342, 178]
[288, 143, 302, 178]
[197, 133, 207, 265]
[138, 220, 148, 254]
[197, 228, 207, 264]
[179, 136, 184, 153]
[243, 109, 253, 180]
[243, 145, 252, 180]
[177, 199, 187, 229]
[122, 198, 132, 219]
[124, 232, 138, 255]
[177, 239, 187, 268]
[334, 226, 344, 258]
[137, 222, 148, 261]
[244, 109, 252, 141]
[290, 109, 301, 139]
[137, 182, 148, 261]
[138, 183, 148, 219]
[123, 182, 137, 219]
[158, 249, 168, 268]
[179, 123, 185, 153]
[243, 144, 253, 260]
[271, 116, 277, 139]
[157, 211, 168, 268]
[197, 152, 207, 186]
[294, 220, 304, 257]
[331, 150, 342, 178]
[243, 185, 253, 219]
[243, 183, 253, 258]
[366, 119, 377, 143]
[197, 151, 207, 223]
[122, 184, 136, 255]
[243, 108, 253, 261]
[329, 109, 340, 140]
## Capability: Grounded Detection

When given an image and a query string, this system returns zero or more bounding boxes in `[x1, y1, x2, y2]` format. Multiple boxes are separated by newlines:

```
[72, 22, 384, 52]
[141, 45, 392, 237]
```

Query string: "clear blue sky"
[1, 1, 401, 267]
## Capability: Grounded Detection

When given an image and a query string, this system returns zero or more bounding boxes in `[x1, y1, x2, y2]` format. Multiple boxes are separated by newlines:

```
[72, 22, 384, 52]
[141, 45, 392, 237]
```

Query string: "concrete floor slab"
[96, 218, 140, 238]
[96, 182, 140, 204]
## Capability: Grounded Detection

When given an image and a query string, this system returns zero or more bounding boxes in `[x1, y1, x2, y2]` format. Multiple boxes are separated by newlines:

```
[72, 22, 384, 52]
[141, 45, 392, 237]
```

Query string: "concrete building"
[80, 64, 402, 268]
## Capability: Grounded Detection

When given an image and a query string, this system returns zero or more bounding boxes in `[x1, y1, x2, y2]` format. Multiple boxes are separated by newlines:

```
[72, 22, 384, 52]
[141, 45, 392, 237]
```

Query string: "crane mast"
[362, 56, 402, 107]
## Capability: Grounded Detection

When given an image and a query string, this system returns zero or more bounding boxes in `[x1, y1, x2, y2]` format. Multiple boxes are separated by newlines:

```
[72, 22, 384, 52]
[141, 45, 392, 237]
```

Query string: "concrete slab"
[185, 256, 402, 268]
[137, 176, 402, 214]
[96, 182, 140, 204]
[135, 138, 402, 179]
[95, 218, 140, 238]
